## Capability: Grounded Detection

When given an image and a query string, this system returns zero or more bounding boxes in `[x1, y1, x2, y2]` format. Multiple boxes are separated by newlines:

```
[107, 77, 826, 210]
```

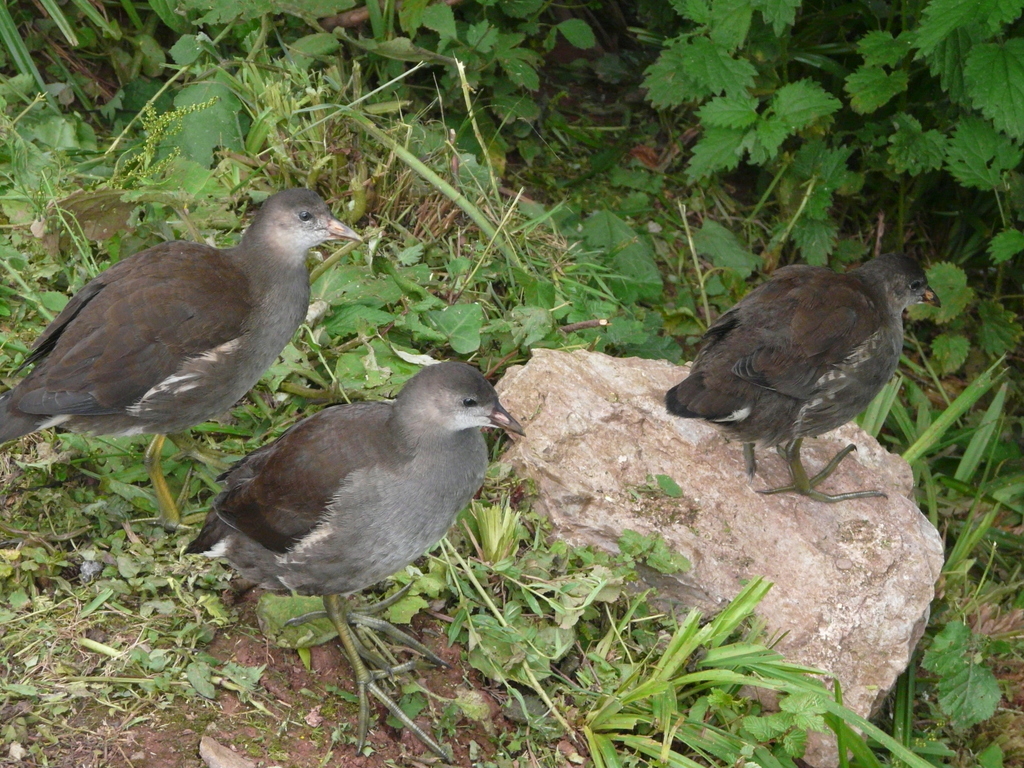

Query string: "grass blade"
[902, 357, 1006, 467]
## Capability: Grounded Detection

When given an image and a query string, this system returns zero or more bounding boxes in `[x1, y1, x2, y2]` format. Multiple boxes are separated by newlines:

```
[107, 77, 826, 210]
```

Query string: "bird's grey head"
[858, 252, 940, 312]
[396, 362, 525, 437]
[243, 188, 361, 262]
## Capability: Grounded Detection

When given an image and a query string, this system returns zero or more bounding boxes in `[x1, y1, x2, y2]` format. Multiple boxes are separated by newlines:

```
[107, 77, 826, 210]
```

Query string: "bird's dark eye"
[462, 397, 478, 407]
[298, 210, 313, 222]
[910, 279, 924, 291]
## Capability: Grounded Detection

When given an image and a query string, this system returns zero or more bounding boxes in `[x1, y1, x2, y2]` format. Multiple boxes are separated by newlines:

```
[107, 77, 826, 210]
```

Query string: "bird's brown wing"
[13, 242, 252, 416]
[728, 266, 880, 400]
[211, 403, 408, 553]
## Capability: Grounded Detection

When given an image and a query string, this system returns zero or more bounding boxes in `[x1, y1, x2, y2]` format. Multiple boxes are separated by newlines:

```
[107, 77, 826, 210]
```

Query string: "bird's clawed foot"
[758, 438, 888, 503]
[319, 591, 453, 760]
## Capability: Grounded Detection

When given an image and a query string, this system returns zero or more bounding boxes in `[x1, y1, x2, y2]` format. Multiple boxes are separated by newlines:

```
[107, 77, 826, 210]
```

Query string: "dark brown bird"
[666, 252, 938, 502]
[0, 189, 360, 527]
[187, 361, 524, 758]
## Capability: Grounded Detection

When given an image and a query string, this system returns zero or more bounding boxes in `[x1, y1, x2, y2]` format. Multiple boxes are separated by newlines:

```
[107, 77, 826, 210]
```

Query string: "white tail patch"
[714, 406, 751, 423]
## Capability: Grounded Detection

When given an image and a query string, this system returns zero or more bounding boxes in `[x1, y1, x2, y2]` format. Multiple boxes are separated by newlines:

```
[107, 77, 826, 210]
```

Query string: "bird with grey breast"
[186, 361, 525, 759]
[666, 252, 939, 502]
[0, 189, 360, 528]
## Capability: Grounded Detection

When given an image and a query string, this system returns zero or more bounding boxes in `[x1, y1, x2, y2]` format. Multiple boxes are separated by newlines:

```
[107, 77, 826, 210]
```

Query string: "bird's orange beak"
[922, 286, 940, 306]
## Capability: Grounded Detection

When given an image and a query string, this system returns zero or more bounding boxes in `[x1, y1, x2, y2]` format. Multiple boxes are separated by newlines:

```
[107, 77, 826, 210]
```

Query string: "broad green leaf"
[500, 0, 543, 17]
[501, 55, 540, 91]
[931, 333, 970, 374]
[580, 209, 634, 249]
[911, 0, 985, 58]
[165, 82, 244, 168]
[888, 113, 948, 174]
[937, 660, 1001, 729]
[858, 30, 911, 67]
[708, 0, 753, 49]
[398, 0, 429, 33]
[748, 114, 790, 162]
[908, 262, 974, 324]
[610, 240, 664, 303]
[421, 2, 456, 39]
[845, 66, 908, 114]
[699, 93, 759, 128]
[387, 593, 429, 625]
[964, 40, 1024, 140]
[771, 79, 841, 128]
[169, 34, 202, 65]
[425, 303, 484, 353]
[944, 117, 1023, 190]
[988, 228, 1024, 263]
[927, 27, 981, 104]
[683, 37, 758, 96]
[687, 125, 745, 180]
[977, 299, 1023, 355]
[256, 593, 336, 648]
[557, 18, 596, 49]
[289, 32, 341, 58]
[644, 42, 710, 107]
[186, 662, 217, 699]
[792, 217, 837, 265]
[654, 474, 683, 497]
[752, 0, 800, 34]
[692, 219, 760, 276]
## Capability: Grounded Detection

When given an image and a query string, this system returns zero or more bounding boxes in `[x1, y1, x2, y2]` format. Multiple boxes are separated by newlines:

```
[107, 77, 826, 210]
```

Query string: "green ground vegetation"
[0, 0, 1022, 766]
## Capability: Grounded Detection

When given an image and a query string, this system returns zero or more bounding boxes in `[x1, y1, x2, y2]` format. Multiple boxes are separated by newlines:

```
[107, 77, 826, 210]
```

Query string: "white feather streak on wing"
[128, 337, 244, 412]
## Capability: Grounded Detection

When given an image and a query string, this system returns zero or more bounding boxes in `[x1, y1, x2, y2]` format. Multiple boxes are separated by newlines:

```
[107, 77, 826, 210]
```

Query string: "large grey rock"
[497, 349, 943, 766]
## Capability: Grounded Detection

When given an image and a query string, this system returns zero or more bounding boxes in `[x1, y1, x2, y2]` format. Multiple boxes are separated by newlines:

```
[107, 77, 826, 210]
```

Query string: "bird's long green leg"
[144, 433, 180, 529]
[743, 443, 757, 479]
[167, 432, 232, 472]
[322, 594, 451, 760]
[759, 438, 888, 503]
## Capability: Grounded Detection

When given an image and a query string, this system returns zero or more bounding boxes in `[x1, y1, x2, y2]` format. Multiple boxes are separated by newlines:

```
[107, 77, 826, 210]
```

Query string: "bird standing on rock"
[666, 252, 939, 502]
[0, 188, 361, 528]
[187, 361, 525, 759]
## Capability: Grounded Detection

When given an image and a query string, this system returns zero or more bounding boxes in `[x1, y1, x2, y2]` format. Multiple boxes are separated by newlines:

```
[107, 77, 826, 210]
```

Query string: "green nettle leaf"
[500, 51, 540, 91]
[977, 299, 1023, 356]
[931, 333, 971, 374]
[844, 66, 909, 114]
[556, 18, 596, 49]
[747, 115, 790, 163]
[708, 0, 754, 49]
[654, 474, 683, 497]
[500, 0, 544, 17]
[888, 113, 948, 174]
[937, 661, 1002, 729]
[911, 0, 982, 58]
[858, 30, 911, 67]
[771, 79, 842, 128]
[928, 27, 981, 105]
[425, 304, 484, 354]
[398, 0, 429, 33]
[420, 2, 456, 39]
[909, 262, 974, 324]
[679, 0, 711, 24]
[644, 42, 707, 107]
[944, 117, 1023, 190]
[684, 37, 759, 95]
[964, 40, 1024, 141]
[988, 228, 1024, 263]
[792, 217, 838, 265]
[687, 125, 745, 180]
[645, 36, 758, 107]
[751, 0, 800, 34]
[698, 93, 759, 128]
[693, 219, 761, 277]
